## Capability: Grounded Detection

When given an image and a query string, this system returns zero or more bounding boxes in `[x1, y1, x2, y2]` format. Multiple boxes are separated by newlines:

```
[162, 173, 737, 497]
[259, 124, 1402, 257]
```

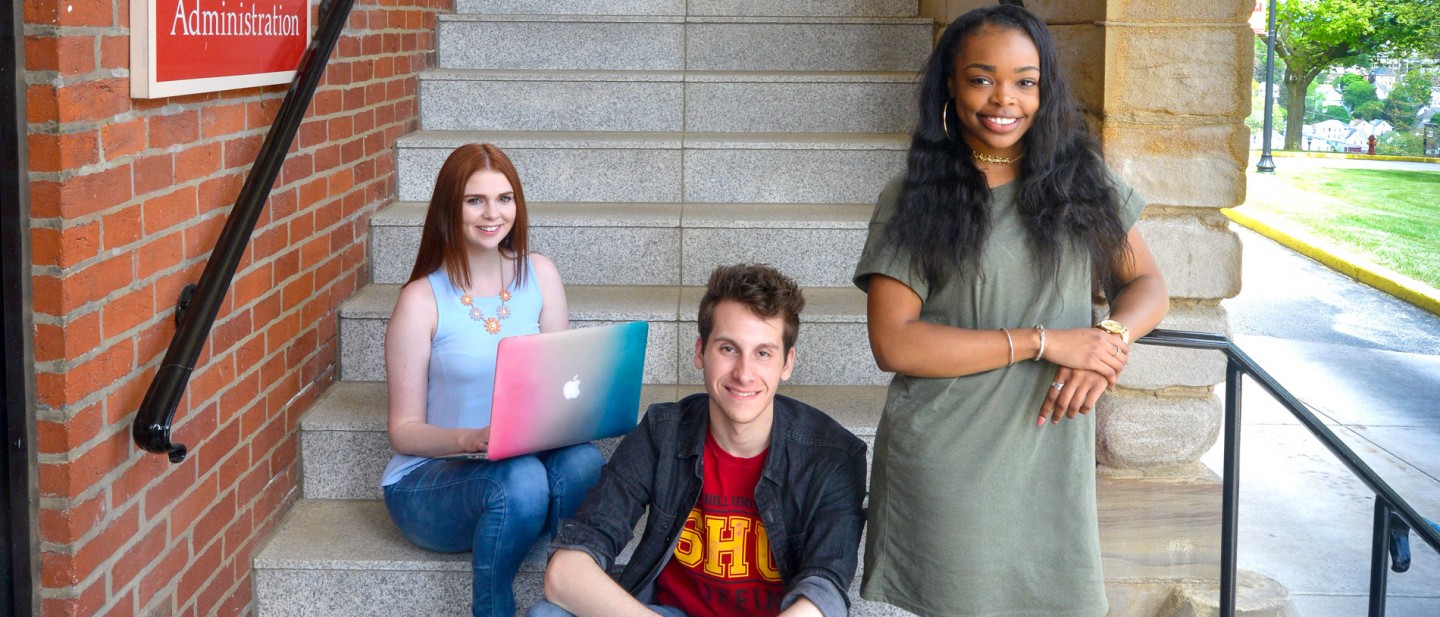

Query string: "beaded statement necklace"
[458, 258, 511, 335]
[972, 150, 1024, 165]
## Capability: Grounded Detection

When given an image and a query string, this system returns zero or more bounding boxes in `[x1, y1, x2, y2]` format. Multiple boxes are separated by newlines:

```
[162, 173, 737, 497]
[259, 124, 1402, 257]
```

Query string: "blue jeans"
[527, 600, 689, 617]
[383, 444, 604, 617]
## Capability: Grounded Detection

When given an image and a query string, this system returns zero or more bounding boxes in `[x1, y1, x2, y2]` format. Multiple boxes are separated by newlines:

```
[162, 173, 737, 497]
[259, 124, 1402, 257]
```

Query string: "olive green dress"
[853, 175, 1144, 617]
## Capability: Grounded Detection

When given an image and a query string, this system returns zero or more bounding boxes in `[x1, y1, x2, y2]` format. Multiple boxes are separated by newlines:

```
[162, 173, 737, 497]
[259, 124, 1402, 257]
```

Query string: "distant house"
[1348, 119, 1394, 138]
[1310, 119, 1349, 142]
[1371, 66, 1398, 98]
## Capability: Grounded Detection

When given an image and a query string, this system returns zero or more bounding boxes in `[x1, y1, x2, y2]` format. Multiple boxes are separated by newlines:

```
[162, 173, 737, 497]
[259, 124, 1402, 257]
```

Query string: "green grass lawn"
[1241, 166, 1440, 289]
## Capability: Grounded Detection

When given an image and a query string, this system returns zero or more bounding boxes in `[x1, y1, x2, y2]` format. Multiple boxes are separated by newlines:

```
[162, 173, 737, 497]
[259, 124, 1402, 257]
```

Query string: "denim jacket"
[551, 393, 868, 617]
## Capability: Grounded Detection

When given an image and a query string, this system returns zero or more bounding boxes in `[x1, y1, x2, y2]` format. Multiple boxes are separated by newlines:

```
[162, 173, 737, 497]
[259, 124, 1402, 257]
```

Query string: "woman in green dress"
[853, 4, 1170, 616]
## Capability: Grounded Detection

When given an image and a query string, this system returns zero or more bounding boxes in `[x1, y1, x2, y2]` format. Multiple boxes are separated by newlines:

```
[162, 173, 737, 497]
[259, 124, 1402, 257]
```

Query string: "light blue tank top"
[380, 260, 544, 486]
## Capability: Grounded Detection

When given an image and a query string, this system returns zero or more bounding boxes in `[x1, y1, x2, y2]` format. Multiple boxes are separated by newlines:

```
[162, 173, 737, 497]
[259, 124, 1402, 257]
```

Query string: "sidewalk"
[1206, 226, 1440, 615]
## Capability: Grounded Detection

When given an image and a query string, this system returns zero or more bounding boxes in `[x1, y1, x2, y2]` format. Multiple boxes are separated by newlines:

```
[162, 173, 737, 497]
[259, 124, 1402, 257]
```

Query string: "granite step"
[369, 201, 873, 287]
[337, 283, 884, 386]
[435, 15, 931, 72]
[299, 382, 887, 500]
[417, 69, 918, 134]
[452, 0, 919, 18]
[255, 476, 1292, 616]
[395, 130, 908, 203]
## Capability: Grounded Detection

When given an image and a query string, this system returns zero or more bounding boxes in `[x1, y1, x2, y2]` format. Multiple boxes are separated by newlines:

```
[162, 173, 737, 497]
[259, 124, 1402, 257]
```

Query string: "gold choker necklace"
[972, 151, 1023, 165]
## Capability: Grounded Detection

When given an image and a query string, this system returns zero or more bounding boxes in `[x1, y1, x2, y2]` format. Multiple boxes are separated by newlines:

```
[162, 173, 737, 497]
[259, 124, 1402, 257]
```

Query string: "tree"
[1321, 104, 1353, 123]
[1383, 69, 1438, 130]
[1354, 100, 1386, 121]
[1377, 129, 1424, 156]
[1341, 78, 1378, 110]
[1263, 0, 1440, 149]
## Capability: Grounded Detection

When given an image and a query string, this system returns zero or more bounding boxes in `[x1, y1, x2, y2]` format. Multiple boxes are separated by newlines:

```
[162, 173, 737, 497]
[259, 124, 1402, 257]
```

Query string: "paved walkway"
[1204, 225, 1440, 615]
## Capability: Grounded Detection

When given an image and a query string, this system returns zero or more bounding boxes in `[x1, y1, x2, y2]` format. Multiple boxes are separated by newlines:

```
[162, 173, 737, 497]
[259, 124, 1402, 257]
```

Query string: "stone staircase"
[252, 2, 1291, 615]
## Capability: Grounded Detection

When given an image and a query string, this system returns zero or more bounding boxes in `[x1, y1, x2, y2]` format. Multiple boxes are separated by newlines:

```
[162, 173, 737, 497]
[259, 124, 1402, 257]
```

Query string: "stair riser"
[436, 20, 929, 72]
[419, 79, 684, 133]
[455, 0, 682, 15]
[418, 79, 915, 133]
[452, 0, 919, 17]
[687, 22, 932, 71]
[339, 316, 885, 386]
[397, 145, 682, 203]
[302, 429, 875, 501]
[438, 20, 685, 71]
[398, 145, 906, 204]
[371, 225, 865, 288]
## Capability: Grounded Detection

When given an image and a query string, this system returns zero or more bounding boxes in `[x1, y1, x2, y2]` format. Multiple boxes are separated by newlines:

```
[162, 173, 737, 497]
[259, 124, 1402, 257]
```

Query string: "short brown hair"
[697, 264, 805, 352]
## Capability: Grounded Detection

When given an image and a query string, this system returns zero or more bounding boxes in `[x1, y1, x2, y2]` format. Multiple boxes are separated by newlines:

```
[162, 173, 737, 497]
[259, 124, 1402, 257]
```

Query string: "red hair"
[406, 143, 530, 290]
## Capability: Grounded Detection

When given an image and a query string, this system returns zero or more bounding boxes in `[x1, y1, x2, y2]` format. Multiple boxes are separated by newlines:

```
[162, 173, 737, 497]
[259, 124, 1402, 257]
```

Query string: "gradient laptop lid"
[483, 321, 649, 460]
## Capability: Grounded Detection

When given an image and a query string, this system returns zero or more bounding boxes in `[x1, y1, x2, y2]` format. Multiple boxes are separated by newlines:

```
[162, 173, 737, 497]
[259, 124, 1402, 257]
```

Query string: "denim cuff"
[549, 521, 614, 572]
[782, 575, 848, 617]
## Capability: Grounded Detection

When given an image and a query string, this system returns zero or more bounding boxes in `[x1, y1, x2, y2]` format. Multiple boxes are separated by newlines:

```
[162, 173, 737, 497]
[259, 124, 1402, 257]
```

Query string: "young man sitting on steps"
[528, 263, 868, 617]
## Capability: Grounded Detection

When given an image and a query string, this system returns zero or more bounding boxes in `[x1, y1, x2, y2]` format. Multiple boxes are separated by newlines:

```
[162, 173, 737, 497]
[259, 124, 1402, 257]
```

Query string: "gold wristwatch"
[1095, 319, 1130, 344]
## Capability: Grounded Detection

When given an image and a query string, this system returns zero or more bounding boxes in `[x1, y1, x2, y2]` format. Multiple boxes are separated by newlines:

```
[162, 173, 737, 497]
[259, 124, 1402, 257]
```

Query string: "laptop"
[441, 321, 649, 461]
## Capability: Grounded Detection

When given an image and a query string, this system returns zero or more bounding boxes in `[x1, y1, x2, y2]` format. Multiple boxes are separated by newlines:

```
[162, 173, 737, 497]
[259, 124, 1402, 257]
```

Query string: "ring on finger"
[1051, 381, 1065, 391]
[1112, 345, 1121, 356]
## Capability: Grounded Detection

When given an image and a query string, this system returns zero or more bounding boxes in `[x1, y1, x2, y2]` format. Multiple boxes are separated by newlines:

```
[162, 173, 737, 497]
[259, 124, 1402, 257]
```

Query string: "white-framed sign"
[131, 0, 313, 99]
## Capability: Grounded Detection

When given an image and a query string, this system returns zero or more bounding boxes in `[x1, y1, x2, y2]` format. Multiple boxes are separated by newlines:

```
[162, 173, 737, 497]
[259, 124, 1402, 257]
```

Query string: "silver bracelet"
[1033, 325, 1046, 361]
[1001, 328, 1015, 366]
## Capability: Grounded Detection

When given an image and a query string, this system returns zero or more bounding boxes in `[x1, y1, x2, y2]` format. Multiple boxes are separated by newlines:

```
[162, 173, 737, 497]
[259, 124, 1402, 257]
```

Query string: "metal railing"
[131, 0, 355, 463]
[1139, 329, 1440, 617]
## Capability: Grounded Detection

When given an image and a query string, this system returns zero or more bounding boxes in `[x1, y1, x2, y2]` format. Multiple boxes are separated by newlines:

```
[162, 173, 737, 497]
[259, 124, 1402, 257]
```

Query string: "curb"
[1223, 207, 1440, 317]
[1249, 149, 1440, 164]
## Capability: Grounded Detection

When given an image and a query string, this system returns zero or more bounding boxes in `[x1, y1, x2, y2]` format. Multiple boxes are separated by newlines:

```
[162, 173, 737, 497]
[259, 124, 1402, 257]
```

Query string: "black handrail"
[1138, 329, 1440, 617]
[131, 0, 356, 463]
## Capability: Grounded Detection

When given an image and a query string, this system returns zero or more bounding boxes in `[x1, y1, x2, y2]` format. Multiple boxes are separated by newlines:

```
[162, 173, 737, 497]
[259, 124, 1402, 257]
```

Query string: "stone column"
[1095, 0, 1249, 473]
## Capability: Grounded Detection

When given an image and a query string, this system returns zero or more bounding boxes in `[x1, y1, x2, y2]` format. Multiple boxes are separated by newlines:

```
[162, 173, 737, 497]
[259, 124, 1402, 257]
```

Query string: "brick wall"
[23, 0, 452, 614]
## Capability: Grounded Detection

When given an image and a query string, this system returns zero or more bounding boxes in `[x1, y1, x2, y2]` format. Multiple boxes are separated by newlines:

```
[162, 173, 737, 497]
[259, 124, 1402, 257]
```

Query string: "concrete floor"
[1207, 226, 1440, 616]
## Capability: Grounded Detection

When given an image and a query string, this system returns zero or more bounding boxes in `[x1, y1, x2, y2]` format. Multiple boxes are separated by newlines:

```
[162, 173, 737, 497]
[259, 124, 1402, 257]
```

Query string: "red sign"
[131, 0, 312, 98]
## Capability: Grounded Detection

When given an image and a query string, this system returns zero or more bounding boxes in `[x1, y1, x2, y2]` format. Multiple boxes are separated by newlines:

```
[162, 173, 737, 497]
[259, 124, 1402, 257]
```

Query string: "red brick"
[133, 152, 174, 194]
[136, 230, 184, 280]
[182, 215, 225, 260]
[38, 491, 105, 544]
[102, 286, 156, 339]
[280, 153, 314, 187]
[298, 118, 326, 148]
[149, 111, 200, 149]
[101, 35, 128, 70]
[57, 0, 114, 27]
[111, 519, 169, 595]
[139, 460, 199, 521]
[39, 577, 108, 617]
[40, 427, 132, 499]
[71, 504, 140, 589]
[28, 132, 61, 173]
[246, 98, 281, 129]
[24, 35, 58, 71]
[45, 336, 135, 408]
[57, 251, 133, 313]
[59, 129, 101, 169]
[102, 203, 143, 250]
[222, 133, 264, 170]
[56, 35, 97, 76]
[58, 163, 132, 218]
[103, 366, 155, 426]
[201, 103, 248, 139]
[169, 476, 219, 543]
[140, 185, 198, 236]
[107, 446, 171, 512]
[28, 84, 58, 124]
[198, 175, 243, 214]
[56, 78, 129, 123]
[102, 117, 147, 161]
[174, 142, 221, 184]
[139, 536, 189, 609]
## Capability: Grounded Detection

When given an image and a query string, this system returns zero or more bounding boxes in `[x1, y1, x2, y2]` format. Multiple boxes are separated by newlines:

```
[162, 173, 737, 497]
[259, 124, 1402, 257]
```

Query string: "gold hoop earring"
[941, 98, 956, 142]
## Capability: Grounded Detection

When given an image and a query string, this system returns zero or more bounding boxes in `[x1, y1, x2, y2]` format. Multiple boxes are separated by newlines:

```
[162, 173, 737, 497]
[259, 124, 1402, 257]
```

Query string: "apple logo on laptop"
[563, 375, 581, 400]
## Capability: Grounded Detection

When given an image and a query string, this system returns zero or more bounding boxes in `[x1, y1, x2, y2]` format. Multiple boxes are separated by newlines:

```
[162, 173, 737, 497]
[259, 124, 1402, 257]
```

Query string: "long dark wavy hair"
[886, 4, 1131, 299]
[407, 143, 531, 291]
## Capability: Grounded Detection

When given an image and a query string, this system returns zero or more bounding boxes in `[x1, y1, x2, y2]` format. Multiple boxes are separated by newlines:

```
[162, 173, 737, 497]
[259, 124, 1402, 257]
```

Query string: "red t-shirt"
[654, 433, 784, 616]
